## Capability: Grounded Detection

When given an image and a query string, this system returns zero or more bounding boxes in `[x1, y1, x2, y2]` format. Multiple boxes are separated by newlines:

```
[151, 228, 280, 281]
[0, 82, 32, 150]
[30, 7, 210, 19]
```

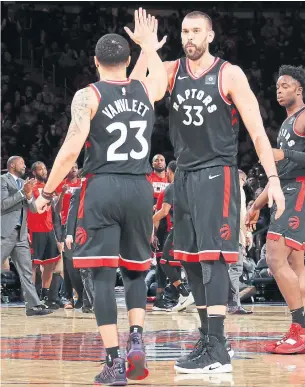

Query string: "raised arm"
[223, 64, 285, 219]
[125, 8, 168, 103]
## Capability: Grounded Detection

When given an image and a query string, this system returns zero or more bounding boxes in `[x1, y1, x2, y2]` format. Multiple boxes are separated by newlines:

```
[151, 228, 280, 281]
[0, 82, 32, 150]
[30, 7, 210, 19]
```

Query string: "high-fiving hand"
[124, 7, 167, 50]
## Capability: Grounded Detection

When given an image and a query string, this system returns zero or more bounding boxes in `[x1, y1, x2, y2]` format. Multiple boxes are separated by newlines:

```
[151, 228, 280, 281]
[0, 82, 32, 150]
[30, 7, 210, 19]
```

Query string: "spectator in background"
[228, 170, 253, 314]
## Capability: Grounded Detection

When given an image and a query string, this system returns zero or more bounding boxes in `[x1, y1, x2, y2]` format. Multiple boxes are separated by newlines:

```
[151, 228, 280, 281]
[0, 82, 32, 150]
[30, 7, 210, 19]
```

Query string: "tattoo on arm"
[64, 88, 92, 143]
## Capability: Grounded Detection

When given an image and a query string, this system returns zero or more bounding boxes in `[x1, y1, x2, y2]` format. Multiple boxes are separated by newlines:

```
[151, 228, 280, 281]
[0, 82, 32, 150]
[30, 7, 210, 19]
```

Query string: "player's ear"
[94, 56, 99, 68]
[208, 29, 215, 44]
[126, 56, 131, 67]
[297, 86, 303, 96]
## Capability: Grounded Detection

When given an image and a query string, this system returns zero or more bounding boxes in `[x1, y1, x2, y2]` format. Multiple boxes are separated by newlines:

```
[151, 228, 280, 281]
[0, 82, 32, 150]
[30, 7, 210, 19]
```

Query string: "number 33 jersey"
[83, 79, 155, 175]
[169, 57, 239, 171]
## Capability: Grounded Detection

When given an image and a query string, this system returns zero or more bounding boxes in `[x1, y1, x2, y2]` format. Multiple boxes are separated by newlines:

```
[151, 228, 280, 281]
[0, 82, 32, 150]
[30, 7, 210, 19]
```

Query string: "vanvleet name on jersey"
[102, 99, 150, 120]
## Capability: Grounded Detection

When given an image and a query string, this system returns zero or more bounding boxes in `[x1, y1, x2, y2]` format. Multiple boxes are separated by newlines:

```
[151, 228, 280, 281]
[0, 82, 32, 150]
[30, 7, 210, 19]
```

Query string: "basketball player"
[247, 65, 305, 354]
[55, 163, 84, 310]
[28, 162, 61, 309]
[35, 9, 167, 385]
[153, 160, 195, 312]
[147, 154, 170, 308]
[129, 11, 285, 373]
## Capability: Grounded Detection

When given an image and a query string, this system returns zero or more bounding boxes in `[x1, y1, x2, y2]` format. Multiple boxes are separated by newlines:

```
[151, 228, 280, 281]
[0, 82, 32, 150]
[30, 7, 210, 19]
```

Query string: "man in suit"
[1, 156, 53, 316]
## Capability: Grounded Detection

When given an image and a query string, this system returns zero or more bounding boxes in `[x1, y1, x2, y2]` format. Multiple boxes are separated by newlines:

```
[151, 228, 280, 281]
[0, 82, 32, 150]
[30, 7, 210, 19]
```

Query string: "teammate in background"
[130, 11, 285, 373]
[247, 65, 305, 354]
[35, 8, 168, 385]
[65, 178, 95, 313]
[55, 163, 84, 310]
[153, 160, 195, 312]
[28, 162, 61, 309]
[147, 154, 170, 308]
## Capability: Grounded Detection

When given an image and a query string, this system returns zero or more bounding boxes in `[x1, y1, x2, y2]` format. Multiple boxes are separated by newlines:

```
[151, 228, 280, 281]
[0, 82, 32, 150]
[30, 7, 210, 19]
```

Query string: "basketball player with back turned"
[129, 11, 285, 373]
[247, 65, 305, 354]
[35, 9, 168, 386]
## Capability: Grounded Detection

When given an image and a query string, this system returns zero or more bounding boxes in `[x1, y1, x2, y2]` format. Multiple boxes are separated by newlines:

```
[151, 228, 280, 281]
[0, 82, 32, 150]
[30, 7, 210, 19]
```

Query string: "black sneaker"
[44, 300, 60, 310]
[176, 328, 207, 364]
[174, 335, 232, 374]
[94, 358, 127, 386]
[26, 306, 54, 316]
[152, 294, 176, 311]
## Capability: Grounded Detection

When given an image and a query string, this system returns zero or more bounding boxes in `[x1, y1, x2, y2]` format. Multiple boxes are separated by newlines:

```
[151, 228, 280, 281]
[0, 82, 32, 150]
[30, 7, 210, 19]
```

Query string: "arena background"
[1, 1, 305, 300]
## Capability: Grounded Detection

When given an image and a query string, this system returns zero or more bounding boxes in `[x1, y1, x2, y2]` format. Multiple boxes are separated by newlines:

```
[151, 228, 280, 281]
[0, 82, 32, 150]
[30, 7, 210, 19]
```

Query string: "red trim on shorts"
[295, 178, 305, 212]
[174, 250, 199, 262]
[73, 257, 119, 269]
[155, 252, 163, 258]
[186, 57, 220, 80]
[77, 174, 94, 219]
[119, 257, 152, 271]
[168, 59, 180, 94]
[160, 258, 167, 265]
[33, 255, 61, 266]
[168, 261, 182, 267]
[89, 84, 101, 102]
[267, 232, 304, 251]
[223, 166, 231, 218]
[218, 62, 231, 105]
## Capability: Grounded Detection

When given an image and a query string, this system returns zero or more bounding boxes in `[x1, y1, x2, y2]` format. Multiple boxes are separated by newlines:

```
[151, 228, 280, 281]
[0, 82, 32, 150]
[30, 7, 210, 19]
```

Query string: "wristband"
[41, 189, 53, 202]
[268, 175, 279, 180]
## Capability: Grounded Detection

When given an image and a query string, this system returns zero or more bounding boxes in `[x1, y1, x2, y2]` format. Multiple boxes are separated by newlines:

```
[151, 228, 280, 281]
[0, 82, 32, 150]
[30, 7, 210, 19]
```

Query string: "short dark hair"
[279, 65, 305, 91]
[7, 156, 21, 169]
[95, 34, 130, 66]
[31, 161, 44, 172]
[184, 11, 212, 29]
[167, 160, 177, 173]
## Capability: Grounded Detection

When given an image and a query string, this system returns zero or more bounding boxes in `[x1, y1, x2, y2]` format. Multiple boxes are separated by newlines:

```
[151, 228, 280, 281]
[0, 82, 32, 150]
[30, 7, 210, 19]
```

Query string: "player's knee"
[204, 260, 229, 307]
[120, 267, 146, 311]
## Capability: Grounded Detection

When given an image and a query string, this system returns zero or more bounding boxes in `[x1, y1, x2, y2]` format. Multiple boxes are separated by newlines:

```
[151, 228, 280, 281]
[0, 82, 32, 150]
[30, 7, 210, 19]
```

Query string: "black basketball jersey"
[163, 183, 174, 225]
[169, 57, 239, 171]
[277, 106, 305, 181]
[82, 79, 154, 175]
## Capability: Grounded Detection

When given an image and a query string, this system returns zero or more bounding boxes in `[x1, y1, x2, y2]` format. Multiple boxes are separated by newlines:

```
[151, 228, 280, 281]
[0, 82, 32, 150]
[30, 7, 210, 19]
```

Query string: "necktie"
[17, 179, 23, 226]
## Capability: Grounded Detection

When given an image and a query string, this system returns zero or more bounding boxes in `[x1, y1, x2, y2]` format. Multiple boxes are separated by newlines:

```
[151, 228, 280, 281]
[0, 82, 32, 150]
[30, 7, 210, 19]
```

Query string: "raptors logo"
[220, 224, 231, 240]
[288, 216, 300, 230]
[75, 227, 88, 245]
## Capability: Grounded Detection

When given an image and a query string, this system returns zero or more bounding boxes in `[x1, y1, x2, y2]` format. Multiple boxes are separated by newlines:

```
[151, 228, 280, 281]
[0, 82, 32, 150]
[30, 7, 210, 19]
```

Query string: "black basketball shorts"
[174, 166, 240, 264]
[267, 178, 305, 250]
[73, 174, 154, 271]
[160, 228, 182, 267]
[30, 230, 60, 265]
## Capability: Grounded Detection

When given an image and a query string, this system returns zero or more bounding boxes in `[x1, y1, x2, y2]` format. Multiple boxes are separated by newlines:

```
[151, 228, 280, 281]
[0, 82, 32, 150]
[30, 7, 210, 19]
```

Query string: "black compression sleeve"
[283, 149, 305, 166]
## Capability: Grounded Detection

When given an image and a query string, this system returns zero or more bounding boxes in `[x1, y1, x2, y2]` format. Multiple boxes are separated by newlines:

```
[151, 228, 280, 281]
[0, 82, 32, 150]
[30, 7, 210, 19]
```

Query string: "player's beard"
[37, 175, 48, 183]
[183, 41, 208, 61]
[154, 167, 165, 173]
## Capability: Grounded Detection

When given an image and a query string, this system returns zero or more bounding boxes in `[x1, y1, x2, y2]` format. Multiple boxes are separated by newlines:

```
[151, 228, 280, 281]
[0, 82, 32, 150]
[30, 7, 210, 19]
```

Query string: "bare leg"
[288, 249, 305, 309]
[266, 238, 303, 309]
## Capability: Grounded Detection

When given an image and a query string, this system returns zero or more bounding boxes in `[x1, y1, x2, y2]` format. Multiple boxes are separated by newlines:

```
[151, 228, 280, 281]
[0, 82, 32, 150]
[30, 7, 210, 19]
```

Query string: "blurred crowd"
[2, 3, 305, 278]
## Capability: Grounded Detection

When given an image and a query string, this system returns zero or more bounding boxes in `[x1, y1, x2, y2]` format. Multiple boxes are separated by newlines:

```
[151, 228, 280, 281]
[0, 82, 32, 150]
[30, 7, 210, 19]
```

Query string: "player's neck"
[188, 52, 215, 74]
[67, 177, 77, 184]
[98, 68, 128, 82]
[286, 100, 305, 117]
[154, 170, 166, 178]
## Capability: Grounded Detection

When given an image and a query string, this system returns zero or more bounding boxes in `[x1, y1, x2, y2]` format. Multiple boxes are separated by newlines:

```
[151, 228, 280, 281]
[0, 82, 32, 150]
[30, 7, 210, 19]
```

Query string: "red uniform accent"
[147, 172, 169, 201]
[27, 182, 53, 232]
[73, 256, 152, 271]
[295, 178, 305, 212]
[75, 227, 88, 245]
[56, 178, 82, 225]
[223, 166, 231, 218]
[220, 223, 231, 240]
[267, 232, 304, 251]
[76, 175, 94, 220]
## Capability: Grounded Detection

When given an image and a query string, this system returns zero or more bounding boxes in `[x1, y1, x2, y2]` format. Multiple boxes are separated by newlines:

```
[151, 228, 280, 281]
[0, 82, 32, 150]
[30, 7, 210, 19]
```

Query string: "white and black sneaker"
[174, 335, 232, 374]
[152, 294, 176, 312]
[176, 329, 234, 366]
[171, 293, 195, 312]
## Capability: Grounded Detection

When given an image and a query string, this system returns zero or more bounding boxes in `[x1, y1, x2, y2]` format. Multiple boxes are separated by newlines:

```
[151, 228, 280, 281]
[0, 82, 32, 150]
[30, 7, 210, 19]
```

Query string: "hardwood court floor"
[1, 301, 305, 387]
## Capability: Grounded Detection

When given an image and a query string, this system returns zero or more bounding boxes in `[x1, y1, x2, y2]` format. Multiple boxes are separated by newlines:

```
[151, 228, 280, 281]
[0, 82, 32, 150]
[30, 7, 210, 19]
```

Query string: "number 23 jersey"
[83, 79, 155, 175]
[169, 57, 239, 171]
